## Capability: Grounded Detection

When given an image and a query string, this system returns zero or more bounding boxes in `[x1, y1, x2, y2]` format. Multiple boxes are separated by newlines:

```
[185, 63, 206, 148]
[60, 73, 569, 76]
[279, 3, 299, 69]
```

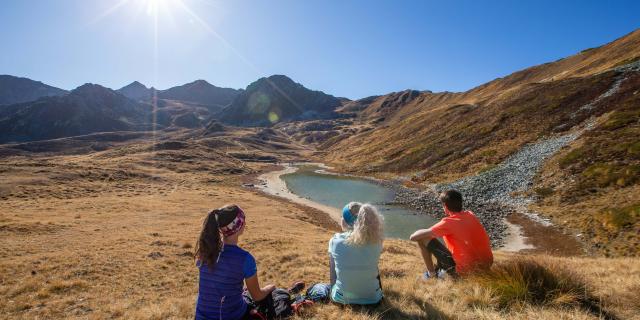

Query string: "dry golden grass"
[1, 153, 639, 320]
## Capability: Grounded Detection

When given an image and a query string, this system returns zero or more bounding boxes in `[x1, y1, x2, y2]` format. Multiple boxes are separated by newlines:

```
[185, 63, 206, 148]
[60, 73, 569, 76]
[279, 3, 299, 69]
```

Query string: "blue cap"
[342, 204, 357, 226]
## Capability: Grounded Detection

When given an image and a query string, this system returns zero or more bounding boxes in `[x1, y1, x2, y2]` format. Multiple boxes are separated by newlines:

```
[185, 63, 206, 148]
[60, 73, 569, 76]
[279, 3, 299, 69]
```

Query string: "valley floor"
[1, 159, 639, 320]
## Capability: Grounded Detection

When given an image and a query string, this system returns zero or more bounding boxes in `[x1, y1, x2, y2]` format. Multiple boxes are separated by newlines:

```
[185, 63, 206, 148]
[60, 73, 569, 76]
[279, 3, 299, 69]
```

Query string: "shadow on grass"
[334, 289, 450, 320]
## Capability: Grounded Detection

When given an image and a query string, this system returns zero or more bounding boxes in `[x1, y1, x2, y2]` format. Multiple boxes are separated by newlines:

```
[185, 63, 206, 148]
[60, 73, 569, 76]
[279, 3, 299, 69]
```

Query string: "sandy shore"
[258, 164, 342, 223]
[259, 163, 534, 252]
[500, 219, 535, 252]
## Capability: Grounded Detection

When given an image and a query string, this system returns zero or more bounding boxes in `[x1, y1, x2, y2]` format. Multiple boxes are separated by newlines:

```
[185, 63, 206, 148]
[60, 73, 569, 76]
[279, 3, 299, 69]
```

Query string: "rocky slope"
[0, 75, 68, 105]
[320, 29, 640, 256]
[218, 75, 343, 126]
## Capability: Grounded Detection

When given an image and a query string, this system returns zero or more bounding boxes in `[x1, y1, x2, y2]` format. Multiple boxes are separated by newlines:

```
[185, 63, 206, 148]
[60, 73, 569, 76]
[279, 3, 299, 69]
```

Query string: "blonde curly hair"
[346, 204, 384, 246]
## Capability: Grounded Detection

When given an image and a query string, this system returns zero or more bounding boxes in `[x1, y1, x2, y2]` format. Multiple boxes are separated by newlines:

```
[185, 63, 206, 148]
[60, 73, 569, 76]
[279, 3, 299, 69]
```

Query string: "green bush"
[627, 141, 640, 157]
[582, 163, 640, 188]
[479, 149, 497, 157]
[534, 187, 555, 197]
[600, 110, 640, 131]
[559, 148, 584, 168]
[479, 164, 498, 174]
[600, 203, 640, 231]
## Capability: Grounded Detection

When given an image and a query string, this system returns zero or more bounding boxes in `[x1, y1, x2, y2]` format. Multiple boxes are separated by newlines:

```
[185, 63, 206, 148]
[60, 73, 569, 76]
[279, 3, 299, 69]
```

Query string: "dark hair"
[195, 205, 241, 269]
[439, 190, 463, 212]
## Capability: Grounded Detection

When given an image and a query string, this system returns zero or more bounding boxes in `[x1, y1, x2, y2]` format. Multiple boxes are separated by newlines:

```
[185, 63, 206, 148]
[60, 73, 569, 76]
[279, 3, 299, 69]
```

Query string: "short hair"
[439, 190, 463, 212]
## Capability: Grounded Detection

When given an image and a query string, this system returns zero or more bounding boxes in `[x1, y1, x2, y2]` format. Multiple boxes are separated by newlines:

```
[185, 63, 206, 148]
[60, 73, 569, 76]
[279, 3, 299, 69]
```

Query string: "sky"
[1, 0, 639, 99]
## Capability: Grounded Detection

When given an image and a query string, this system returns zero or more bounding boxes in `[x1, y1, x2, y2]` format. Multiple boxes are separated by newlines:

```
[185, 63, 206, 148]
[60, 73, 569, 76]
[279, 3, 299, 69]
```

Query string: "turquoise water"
[281, 166, 437, 239]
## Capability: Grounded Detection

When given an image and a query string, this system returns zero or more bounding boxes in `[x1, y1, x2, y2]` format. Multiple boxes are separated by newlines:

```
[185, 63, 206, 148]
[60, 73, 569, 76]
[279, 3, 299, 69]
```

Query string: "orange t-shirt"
[429, 210, 493, 274]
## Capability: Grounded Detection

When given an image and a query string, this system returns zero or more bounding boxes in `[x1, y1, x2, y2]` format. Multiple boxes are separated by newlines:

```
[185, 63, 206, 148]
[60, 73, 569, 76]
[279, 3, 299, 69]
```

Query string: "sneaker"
[421, 270, 446, 281]
[288, 281, 305, 294]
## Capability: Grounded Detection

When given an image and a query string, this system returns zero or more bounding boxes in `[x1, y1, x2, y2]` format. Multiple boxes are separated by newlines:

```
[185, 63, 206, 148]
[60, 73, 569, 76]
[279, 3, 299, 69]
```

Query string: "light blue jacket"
[328, 232, 383, 305]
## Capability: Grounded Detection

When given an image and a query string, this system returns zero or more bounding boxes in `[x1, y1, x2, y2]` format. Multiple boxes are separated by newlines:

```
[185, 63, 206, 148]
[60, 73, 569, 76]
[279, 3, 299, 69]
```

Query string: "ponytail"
[195, 205, 244, 270]
[195, 209, 223, 269]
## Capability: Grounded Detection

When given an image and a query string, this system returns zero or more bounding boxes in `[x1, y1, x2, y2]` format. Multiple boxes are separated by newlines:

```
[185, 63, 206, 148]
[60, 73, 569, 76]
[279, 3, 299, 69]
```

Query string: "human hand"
[262, 284, 276, 293]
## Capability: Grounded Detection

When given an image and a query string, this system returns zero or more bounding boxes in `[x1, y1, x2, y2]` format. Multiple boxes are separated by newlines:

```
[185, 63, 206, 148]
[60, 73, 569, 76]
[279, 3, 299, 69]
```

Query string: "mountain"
[0, 75, 68, 105]
[321, 28, 640, 256]
[218, 75, 343, 126]
[117, 81, 152, 101]
[0, 84, 163, 144]
[325, 29, 640, 177]
[157, 80, 240, 111]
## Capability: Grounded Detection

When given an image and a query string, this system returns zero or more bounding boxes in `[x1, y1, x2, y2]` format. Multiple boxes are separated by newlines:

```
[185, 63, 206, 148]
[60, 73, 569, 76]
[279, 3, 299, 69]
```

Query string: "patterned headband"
[219, 206, 246, 237]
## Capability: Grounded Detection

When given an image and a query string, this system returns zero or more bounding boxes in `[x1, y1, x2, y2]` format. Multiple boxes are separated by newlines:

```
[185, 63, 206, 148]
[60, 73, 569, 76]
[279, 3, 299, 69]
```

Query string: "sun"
[141, 0, 181, 17]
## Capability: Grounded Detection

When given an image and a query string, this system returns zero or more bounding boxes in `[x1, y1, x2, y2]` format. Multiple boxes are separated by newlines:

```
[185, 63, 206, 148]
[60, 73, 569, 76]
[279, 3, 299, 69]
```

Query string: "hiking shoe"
[288, 281, 305, 294]
[421, 270, 446, 281]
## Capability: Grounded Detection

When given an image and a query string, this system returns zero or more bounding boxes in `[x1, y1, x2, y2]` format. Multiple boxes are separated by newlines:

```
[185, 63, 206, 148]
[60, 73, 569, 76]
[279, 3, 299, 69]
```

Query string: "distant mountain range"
[117, 79, 241, 113]
[218, 75, 343, 126]
[0, 84, 159, 143]
[0, 75, 67, 105]
[0, 74, 346, 143]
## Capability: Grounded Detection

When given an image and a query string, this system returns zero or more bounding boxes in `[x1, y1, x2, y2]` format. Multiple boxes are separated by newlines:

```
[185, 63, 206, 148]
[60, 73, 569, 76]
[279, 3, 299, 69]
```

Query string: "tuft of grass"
[534, 186, 555, 198]
[479, 164, 498, 174]
[479, 149, 498, 158]
[600, 109, 640, 131]
[626, 141, 640, 157]
[582, 163, 640, 188]
[44, 280, 89, 295]
[471, 259, 595, 310]
[559, 148, 584, 168]
[600, 203, 640, 231]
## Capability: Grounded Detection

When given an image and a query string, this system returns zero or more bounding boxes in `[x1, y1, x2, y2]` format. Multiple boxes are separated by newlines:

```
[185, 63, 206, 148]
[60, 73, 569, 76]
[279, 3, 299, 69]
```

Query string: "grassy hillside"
[320, 29, 640, 257]
[1, 152, 638, 319]
[532, 71, 640, 257]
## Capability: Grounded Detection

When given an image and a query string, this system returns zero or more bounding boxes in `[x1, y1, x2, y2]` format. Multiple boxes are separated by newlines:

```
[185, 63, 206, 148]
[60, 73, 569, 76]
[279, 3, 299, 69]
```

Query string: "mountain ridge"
[0, 75, 68, 105]
[218, 74, 343, 126]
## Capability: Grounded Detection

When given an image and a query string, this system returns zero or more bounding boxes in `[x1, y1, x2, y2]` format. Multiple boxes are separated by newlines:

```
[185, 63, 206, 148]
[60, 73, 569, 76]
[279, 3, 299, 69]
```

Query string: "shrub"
[470, 258, 621, 319]
[627, 141, 640, 157]
[582, 163, 640, 188]
[600, 203, 640, 231]
[559, 148, 584, 168]
[479, 149, 497, 158]
[600, 109, 640, 131]
[534, 187, 554, 197]
[479, 164, 498, 174]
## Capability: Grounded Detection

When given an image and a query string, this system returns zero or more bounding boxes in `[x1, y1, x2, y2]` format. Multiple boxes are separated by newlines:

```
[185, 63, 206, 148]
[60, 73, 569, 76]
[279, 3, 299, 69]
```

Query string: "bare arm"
[329, 255, 336, 286]
[245, 275, 275, 302]
[409, 228, 435, 242]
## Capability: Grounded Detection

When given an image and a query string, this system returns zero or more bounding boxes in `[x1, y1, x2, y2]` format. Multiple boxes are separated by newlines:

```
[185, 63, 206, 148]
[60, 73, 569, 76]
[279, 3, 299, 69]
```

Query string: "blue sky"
[1, 0, 639, 99]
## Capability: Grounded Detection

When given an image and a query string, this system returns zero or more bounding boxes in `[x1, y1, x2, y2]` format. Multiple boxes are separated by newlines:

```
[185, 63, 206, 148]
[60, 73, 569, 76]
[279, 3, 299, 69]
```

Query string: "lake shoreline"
[258, 162, 535, 252]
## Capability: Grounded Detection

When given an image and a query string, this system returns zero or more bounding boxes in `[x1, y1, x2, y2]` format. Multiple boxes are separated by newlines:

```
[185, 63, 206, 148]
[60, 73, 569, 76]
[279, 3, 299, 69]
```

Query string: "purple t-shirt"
[195, 245, 256, 320]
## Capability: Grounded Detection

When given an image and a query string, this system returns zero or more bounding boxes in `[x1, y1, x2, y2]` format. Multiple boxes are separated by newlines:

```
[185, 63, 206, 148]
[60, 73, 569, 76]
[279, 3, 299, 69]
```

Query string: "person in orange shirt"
[409, 189, 493, 279]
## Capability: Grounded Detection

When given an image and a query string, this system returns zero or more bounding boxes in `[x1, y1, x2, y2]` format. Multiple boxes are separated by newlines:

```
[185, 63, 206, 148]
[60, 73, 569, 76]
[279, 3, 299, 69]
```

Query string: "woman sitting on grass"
[307, 202, 385, 306]
[194, 204, 305, 320]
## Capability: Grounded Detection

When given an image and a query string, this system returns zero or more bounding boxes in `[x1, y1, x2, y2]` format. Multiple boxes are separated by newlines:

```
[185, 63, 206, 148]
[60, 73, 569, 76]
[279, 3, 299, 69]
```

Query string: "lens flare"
[268, 111, 280, 123]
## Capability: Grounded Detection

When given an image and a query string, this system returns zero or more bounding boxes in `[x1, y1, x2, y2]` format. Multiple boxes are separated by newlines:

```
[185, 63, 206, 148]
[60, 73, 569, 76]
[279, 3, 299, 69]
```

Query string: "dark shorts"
[426, 238, 458, 276]
[242, 288, 294, 319]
